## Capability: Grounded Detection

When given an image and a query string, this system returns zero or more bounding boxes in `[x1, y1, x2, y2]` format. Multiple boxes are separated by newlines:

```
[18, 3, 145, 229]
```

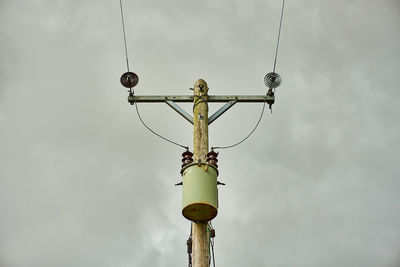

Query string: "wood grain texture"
[192, 78, 210, 267]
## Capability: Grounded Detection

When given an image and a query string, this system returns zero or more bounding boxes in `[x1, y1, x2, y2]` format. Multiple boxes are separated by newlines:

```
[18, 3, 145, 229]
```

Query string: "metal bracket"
[165, 100, 194, 125]
[129, 95, 274, 103]
[208, 100, 237, 125]
[129, 94, 275, 125]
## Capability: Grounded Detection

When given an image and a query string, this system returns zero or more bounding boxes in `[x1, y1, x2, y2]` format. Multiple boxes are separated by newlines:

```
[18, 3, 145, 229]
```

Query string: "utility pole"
[123, 73, 277, 267]
[118, 0, 286, 264]
[192, 79, 210, 267]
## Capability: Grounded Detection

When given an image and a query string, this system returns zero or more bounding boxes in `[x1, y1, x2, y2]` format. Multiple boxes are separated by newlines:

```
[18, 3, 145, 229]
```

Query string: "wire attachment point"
[264, 72, 281, 89]
[121, 72, 139, 88]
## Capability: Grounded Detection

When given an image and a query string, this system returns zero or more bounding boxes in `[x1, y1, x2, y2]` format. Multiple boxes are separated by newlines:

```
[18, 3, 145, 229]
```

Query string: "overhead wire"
[212, 100, 267, 150]
[187, 222, 193, 267]
[212, 0, 285, 151]
[209, 222, 216, 267]
[119, 0, 189, 150]
[119, 0, 130, 72]
[273, 0, 285, 73]
[134, 99, 189, 150]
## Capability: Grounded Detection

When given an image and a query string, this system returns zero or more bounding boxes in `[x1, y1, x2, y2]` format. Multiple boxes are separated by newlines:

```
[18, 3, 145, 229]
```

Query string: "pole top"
[194, 79, 209, 95]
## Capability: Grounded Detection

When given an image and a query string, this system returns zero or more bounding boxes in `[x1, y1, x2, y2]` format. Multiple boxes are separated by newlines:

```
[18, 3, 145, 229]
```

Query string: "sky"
[0, 0, 400, 266]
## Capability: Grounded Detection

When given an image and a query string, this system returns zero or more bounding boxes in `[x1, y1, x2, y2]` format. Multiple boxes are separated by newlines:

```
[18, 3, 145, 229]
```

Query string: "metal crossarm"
[128, 94, 275, 125]
[128, 95, 274, 103]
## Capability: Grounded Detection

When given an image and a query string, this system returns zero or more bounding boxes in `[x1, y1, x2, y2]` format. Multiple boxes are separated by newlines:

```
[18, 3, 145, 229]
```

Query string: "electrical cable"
[119, 0, 130, 72]
[119, 0, 189, 150]
[209, 222, 216, 267]
[187, 222, 193, 267]
[210, 237, 215, 267]
[212, 0, 285, 151]
[273, 0, 285, 73]
[212, 100, 267, 150]
[134, 99, 189, 150]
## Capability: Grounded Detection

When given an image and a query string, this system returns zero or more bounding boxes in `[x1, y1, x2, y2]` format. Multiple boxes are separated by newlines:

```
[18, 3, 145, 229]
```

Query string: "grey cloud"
[1, 0, 399, 266]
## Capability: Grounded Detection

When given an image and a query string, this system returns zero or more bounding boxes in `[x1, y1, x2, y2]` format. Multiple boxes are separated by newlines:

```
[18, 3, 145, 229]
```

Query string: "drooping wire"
[187, 222, 193, 267]
[212, 1, 285, 150]
[273, 0, 285, 73]
[119, 0, 130, 72]
[210, 237, 215, 267]
[208, 222, 216, 267]
[134, 99, 189, 150]
[119, 0, 189, 150]
[212, 100, 267, 150]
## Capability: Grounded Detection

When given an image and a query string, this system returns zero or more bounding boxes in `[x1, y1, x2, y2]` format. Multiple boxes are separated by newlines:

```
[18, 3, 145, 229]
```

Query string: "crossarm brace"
[128, 94, 274, 125]
[165, 100, 194, 124]
[208, 100, 237, 125]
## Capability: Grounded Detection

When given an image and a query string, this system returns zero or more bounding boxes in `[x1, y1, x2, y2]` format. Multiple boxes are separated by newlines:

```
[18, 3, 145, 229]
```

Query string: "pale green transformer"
[182, 163, 218, 222]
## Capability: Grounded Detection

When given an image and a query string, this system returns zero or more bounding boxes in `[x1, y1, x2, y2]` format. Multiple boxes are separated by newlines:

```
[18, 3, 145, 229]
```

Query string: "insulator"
[182, 150, 193, 158]
[206, 150, 218, 159]
[264, 72, 281, 89]
[182, 160, 193, 167]
[182, 158, 193, 164]
[182, 154, 193, 160]
[207, 156, 218, 162]
[206, 150, 219, 168]
[120, 72, 139, 88]
[181, 150, 194, 170]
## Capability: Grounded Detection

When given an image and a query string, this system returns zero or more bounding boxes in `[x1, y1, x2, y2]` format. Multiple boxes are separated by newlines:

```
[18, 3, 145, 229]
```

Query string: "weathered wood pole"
[192, 78, 210, 267]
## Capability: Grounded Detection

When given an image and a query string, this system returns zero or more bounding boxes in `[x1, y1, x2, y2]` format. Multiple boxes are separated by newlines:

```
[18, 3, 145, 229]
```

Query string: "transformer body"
[182, 163, 218, 222]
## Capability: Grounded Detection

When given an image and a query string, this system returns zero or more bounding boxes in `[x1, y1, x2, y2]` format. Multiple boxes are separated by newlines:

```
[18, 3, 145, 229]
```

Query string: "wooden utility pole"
[126, 77, 276, 267]
[192, 79, 210, 267]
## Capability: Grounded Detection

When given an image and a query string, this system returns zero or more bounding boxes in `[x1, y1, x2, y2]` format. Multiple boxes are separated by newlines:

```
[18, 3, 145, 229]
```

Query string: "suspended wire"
[207, 222, 216, 267]
[209, 222, 216, 267]
[273, 0, 285, 73]
[212, 1, 285, 150]
[210, 236, 215, 266]
[212, 100, 267, 150]
[134, 100, 189, 150]
[119, 0, 188, 150]
[187, 222, 193, 267]
[119, 0, 130, 72]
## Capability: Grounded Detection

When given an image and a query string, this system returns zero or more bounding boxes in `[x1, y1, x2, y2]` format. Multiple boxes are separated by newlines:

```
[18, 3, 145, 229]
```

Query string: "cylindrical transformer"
[182, 163, 218, 222]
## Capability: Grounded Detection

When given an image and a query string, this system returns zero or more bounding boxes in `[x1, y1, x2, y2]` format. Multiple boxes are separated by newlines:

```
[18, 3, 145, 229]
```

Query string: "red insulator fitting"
[206, 150, 219, 168]
[181, 149, 193, 169]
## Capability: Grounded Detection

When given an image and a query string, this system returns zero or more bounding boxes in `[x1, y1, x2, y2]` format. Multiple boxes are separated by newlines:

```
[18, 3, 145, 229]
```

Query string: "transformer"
[182, 163, 218, 222]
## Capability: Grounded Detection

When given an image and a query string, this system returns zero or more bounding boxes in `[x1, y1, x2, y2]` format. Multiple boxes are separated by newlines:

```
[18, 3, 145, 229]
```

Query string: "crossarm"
[128, 95, 274, 103]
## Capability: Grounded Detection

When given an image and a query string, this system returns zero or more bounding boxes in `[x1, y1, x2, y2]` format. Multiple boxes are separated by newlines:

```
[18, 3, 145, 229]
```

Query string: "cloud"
[1, 0, 399, 266]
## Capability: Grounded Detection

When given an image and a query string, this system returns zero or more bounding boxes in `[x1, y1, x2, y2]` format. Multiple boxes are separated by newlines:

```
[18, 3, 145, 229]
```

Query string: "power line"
[209, 222, 216, 267]
[273, 0, 286, 73]
[119, 0, 189, 150]
[212, 100, 267, 150]
[187, 223, 193, 267]
[134, 100, 189, 150]
[212, 0, 285, 150]
[119, 0, 130, 72]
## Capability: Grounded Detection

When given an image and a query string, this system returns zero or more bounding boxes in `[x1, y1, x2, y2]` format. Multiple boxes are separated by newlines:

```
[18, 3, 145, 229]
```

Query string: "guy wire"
[273, 0, 285, 73]
[119, 0, 130, 72]
[134, 100, 189, 150]
[212, 100, 267, 150]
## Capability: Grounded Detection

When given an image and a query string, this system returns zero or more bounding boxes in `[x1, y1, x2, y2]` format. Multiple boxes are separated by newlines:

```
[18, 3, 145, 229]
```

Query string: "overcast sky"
[1, 0, 400, 266]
